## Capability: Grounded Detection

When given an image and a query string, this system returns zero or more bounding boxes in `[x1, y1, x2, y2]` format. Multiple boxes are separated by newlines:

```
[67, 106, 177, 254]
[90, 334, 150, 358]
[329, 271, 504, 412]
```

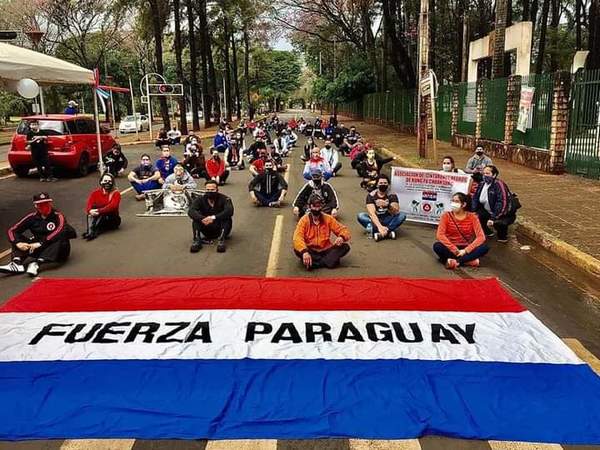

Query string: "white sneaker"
[373, 233, 381, 242]
[26, 262, 39, 277]
[389, 231, 397, 240]
[0, 261, 25, 274]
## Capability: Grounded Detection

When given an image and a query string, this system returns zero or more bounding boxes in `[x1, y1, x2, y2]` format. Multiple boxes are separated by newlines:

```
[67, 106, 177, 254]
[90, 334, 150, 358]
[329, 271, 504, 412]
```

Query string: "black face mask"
[310, 208, 322, 217]
[101, 181, 114, 190]
[325, 145, 331, 149]
[378, 184, 389, 193]
[205, 191, 218, 200]
[312, 178, 322, 186]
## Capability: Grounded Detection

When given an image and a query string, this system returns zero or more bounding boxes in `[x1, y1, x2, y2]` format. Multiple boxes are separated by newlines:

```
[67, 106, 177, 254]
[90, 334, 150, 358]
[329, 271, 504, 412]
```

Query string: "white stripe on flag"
[0, 309, 583, 365]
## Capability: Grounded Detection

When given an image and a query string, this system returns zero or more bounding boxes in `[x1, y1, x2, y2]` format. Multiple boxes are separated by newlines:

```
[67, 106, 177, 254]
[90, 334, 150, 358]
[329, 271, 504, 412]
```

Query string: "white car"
[119, 114, 149, 133]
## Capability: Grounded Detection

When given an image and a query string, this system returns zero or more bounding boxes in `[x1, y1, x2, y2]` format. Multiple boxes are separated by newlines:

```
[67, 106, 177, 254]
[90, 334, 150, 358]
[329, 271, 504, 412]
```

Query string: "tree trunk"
[491, 0, 508, 78]
[231, 29, 242, 119]
[522, 0, 530, 20]
[222, 14, 233, 121]
[197, 0, 211, 128]
[549, 0, 560, 72]
[205, 27, 220, 121]
[243, 27, 253, 119]
[381, 0, 416, 88]
[148, 0, 170, 129]
[575, 0, 582, 49]
[185, 0, 200, 130]
[173, 0, 188, 134]
[535, 0, 550, 74]
[588, 0, 600, 69]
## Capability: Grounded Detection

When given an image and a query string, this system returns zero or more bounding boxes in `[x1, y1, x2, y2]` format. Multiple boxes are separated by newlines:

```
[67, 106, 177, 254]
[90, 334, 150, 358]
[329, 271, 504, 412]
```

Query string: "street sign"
[147, 83, 183, 96]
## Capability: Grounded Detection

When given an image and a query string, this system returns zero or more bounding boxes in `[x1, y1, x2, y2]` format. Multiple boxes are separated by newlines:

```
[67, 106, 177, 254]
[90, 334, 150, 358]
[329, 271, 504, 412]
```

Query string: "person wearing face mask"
[303, 147, 332, 180]
[206, 148, 230, 185]
[441, 156, 464, 173]
[155, 146, 179, 182]
[183, 144, 208, 179]
[188, 180, 234, 253]
[320, 140, 342, 176]
[434, 192, 489, 269]
[128, 154, 162, 200]
[184, 136, 202, 156]
[471, 165, 517, 243]
[293, 193, 351, 270]
[358, 148, 395, 190]
[155, 128, 169, 148]
[213, 129, 229, 153]
[103, 144, 128, 177]
[357, 174, 406, 241]
[248, 160, 288, 207]
[465, 144, 493, 174]
[225, 140, 245, 170]
[302, 136, 317, 162]
[293, 168, 339, 217]
[83, 173, 122, 241]
[0, 192, 76, 277]
[163, 164, 198, 192]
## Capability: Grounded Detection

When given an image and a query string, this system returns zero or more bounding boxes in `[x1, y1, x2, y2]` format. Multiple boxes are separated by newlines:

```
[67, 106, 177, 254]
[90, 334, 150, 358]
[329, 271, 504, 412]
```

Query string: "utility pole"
[416, 0, 430, 159]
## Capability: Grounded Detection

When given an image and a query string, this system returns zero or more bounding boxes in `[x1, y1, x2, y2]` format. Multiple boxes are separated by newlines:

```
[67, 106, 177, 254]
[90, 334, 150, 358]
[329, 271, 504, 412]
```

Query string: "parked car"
[118, 114, 149, 133]
[8, 115, 116, 177]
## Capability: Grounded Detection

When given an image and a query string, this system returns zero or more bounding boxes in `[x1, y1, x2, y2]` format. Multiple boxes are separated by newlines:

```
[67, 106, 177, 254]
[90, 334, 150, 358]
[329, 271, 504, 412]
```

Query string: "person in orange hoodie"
[433, 192, 488, 269]
[293, 193, 351, 270]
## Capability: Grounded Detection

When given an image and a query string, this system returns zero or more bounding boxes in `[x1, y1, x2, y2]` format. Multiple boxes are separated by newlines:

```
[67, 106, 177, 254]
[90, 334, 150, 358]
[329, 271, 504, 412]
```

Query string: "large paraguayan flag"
[1, 276, 600, 443]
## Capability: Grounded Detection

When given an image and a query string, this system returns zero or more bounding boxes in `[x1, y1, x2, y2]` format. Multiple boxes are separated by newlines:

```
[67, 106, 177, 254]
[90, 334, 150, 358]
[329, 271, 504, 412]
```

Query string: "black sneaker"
[216, 238, 226, 253]
[190, 240, 202, 253]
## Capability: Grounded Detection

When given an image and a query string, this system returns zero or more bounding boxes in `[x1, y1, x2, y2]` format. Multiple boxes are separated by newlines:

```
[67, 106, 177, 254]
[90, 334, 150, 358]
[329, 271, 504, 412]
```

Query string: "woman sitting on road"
[83, 173, 121, 241]
[433, 192, 489, 269]
[472, 165, 517, 243]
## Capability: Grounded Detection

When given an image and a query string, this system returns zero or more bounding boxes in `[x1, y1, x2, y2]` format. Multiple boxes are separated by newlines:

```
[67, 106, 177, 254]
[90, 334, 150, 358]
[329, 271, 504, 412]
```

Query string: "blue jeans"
[357, 212, 407, 235]
[433, 241, 489, 264]
[131, 180, 161, 194]
[254, 190, 282, 206]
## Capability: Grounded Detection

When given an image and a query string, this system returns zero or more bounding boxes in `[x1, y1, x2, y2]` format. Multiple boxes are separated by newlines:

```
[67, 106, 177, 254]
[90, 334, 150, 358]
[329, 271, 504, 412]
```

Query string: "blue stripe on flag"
[1, 359, 600, 443]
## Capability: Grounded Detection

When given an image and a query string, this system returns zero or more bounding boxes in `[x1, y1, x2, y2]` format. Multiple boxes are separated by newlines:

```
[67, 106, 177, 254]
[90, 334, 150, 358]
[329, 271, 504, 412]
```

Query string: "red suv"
[9, 115, 116, 177]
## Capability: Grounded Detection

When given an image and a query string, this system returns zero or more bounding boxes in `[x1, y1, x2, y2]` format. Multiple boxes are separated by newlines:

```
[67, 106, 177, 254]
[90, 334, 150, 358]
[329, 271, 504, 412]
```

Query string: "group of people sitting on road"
[0, 112, 519, 276]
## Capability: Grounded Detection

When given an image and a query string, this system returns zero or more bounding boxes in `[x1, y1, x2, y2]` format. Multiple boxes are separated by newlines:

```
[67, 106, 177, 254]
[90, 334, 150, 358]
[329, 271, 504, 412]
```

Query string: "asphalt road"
[1, 112, 599, 450]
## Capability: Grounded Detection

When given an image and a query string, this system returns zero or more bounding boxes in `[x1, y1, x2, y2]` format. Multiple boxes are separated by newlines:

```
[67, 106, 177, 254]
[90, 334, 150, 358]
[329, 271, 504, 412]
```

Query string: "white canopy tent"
[0, 42, 105, 170]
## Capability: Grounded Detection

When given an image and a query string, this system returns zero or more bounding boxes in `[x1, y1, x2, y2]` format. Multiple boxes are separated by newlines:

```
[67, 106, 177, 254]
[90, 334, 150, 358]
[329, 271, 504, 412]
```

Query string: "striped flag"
[0, 277, 600, 444]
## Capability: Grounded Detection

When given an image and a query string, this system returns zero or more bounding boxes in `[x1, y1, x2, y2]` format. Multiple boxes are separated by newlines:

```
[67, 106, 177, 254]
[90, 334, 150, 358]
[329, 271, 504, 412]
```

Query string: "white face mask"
[442, 163, 452, 172]
[450, 202, 462, 211]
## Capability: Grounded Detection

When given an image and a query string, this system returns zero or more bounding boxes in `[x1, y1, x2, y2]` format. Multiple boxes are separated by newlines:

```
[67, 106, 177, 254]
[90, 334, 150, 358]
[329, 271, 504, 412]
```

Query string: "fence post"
[549, 71, 571, 174]
[504, 75, 521, 144]
[451, 84, 459, 139]
[475, 79, 485, 141]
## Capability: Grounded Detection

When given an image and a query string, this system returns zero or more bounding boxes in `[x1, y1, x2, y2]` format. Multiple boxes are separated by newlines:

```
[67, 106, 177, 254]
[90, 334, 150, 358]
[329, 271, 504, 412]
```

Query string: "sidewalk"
[338, 115, 600, 273]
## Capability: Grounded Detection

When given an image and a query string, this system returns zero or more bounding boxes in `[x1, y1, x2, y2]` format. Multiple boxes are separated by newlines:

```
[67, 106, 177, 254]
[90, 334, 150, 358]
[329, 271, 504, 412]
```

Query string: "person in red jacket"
[205, 148, 230, 185]
[83, 173, 122, 241]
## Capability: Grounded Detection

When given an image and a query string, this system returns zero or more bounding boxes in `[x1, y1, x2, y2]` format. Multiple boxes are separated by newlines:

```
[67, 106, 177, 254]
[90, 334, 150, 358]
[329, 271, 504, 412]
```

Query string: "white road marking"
[0, 173, 15, 181]
[488, 442, 563, 449]
[121, 186, 134, 195]
[265, 214, 284, 278]
[60, 439, 135, 450]
[349, 439, 422, 449]
[205, 440, 277, 450]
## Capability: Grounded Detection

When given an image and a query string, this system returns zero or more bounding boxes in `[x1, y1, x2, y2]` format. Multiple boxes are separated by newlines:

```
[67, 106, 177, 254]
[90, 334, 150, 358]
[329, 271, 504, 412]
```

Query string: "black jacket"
[8, 209, 76, 246]
[249, 170, 288, 195]
[188, 193, 234, 222]
[103, 150, 128, 173]
[293, 181, 339, 212]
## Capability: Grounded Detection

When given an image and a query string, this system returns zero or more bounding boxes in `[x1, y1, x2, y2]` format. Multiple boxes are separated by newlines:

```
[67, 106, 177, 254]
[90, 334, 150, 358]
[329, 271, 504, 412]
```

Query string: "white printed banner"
[391, 167, 472, 224]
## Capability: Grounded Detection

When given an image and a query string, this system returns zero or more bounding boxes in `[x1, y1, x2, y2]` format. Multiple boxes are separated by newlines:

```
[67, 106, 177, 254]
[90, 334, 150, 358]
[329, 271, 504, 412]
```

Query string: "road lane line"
[349, 439, 422, 449]
[121, 186, 134, 195]
[0, 173, 15, 181]
[205, 440, 277, 450]
[563, 338, 600, 375]
[60, 439, 135, 450]
[488, 442, 562, 449]
[265, 214, 284, 278]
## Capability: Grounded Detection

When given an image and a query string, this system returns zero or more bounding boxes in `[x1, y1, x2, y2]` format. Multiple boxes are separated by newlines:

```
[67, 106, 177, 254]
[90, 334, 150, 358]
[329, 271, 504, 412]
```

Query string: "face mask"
[484, 175, 494, 184]
[213, 154, 219, 160]
[310, 208, 322, 217]
[377, 184, 388, 193]
[205, 191, 217, 200]
[450, 202, 462, 211]
[142, 161, 151, 167]
[442, 163, 452, 172]
[367, 153, 375, 161]
[36, 203, 52, 216]
[325, 145, 331, 149]
[476, 150, 484, 156]
[312, 178, 322, 186]
[101, 181, 114, 190]
[265, 167, 273, 172]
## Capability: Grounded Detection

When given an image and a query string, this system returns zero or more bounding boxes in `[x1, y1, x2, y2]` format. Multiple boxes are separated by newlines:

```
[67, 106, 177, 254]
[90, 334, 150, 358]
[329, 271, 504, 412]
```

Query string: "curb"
[0, 166, 11, 177]
[378, 146, 600, 279]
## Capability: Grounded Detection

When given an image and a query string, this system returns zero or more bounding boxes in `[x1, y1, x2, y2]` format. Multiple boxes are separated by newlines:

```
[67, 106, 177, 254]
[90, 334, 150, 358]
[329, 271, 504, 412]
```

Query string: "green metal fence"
[566, 69, 600, 179]
[480, 78, 508, 141]
[512, 74, 553, 150]
[457, 82, 477, 136]
[436, 85, 453, 142]
[361, 90, 416, 126]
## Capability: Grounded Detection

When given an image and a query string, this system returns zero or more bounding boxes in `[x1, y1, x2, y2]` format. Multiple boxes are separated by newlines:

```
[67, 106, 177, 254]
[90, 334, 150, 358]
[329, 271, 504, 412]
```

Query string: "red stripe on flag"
[0, 277, 525, 313]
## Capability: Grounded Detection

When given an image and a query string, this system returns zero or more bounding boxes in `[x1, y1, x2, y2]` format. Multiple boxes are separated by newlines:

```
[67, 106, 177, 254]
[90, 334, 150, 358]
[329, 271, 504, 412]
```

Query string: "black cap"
[33, 192, 53, 204]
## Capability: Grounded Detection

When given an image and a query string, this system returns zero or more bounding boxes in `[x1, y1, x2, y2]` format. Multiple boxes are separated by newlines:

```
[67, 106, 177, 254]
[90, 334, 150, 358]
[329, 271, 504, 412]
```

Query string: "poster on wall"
[517, 86, 535, 133]
[391, 167, 472, 225]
